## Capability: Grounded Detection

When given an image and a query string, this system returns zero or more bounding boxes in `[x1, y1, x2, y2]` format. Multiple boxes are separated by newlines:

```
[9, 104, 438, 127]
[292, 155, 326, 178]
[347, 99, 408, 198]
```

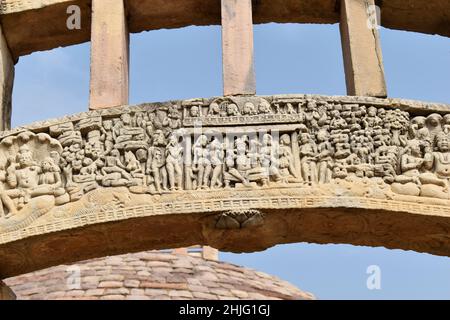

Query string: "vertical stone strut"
[89, 0, 129, 110]
[221, 0, 256, 96]
[202, 246, 219, 261]
[0, 25, 14, 131]
[340, 0, 387, 97]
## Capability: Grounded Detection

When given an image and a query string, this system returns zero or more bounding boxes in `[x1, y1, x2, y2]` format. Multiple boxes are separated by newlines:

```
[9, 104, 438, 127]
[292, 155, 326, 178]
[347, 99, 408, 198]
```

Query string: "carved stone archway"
[0, 95, 450, 278]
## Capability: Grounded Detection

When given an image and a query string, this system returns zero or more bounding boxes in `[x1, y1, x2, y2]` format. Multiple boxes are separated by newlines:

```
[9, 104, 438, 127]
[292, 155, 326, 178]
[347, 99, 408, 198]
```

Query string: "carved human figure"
[258, 100, 273, 115]
[224, 136, 267, 188]
[147, 130, 168, 193]
[410, 116, 427, 138]
[164, 105, 182, 129]
[424, 132, 450, 182]
[209, 136, 224, 189]
[443, 114, 450, 135]
[125, 151, 145, 185]
[395, 140, 425, 185]
[242, 102, 257, 116]
[37, 157, 67, 198]
[426, 113, 443, 143]
[414, 132, 450, 199]
[208, 102, 221, 116]
[165, 134, 183, 191]
[350, 133, 372, 164]
[304, 100, 321, 129]
[374, 145, 398, 183]
[190, 106, 201, 118]
[260, 134, 281, 185]
[316, 129, 334, 184]
[316, 102, 330, 128]
[192, 135, 211, 189]
[5, 146, 41, 210]
[299, 133, 318, 184]
[226, 103, 240, 116]
[0, 162, 16, 218]
[363, 106, 382, 130]
[278, 134, 299, 183]
[144, 112, 156, 136]
[329, 109, 348, 131]
[113, 113, 132, 142]
[79, 157, 100, 176]
[285, 103, 297, 115]
[225, 138, 251, 187]
[345, 154, 374, 179]
[85, 130, 103, 159]
[135, 112, 146, 128]
[247, 136, 261, 169]
[0, 146, 66, 217]
[101, 149, 133, 187]
[333, 132, 351, 160]
[101, 120, 114, 156]
[274, 103, 284, 114]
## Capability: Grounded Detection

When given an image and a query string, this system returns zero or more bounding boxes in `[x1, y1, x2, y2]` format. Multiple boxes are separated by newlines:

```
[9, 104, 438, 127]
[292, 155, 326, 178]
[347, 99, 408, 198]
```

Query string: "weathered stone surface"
[89, 0, 129, 110]
[1, 95, 450, 278]
[5, 251, 313, 300]
[221, 0, 255, 96]
[340, 0, 387, 97]
[1, 0, 449, 58]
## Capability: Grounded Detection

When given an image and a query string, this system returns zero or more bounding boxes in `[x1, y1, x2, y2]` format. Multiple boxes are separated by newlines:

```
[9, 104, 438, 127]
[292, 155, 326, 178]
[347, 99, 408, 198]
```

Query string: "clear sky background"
[11, 23, 450, 299]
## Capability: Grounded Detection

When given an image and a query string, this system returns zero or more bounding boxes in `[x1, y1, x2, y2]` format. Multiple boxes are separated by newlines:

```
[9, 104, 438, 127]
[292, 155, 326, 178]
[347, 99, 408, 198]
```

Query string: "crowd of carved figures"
[2, 97, 450, 218]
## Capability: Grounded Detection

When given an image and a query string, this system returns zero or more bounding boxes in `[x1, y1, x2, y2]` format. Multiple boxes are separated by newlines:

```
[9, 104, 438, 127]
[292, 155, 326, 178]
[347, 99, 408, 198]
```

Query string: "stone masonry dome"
[3, 251, 314, 300]
[1, 0, 449, 300]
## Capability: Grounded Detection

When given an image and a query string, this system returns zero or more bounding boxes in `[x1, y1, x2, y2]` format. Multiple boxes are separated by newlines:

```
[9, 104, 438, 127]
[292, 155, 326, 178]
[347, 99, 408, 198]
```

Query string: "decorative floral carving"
[216, 209, 265, 229]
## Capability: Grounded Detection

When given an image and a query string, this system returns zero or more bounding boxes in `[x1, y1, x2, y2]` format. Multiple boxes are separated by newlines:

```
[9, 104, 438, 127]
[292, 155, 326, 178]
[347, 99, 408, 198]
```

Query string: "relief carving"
[216, 210, 265, 229]
[1, 96, 450, 233]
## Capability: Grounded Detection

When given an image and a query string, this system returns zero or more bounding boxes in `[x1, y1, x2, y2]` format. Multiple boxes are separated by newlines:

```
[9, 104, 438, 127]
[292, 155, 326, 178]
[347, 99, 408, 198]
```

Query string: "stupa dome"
[4, 251, 314, 300]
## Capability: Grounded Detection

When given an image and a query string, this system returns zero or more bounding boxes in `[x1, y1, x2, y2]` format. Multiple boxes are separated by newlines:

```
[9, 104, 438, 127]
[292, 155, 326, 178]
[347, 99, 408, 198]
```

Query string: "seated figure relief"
[224, 135, 268, 188]
[0, 133, 68, 219]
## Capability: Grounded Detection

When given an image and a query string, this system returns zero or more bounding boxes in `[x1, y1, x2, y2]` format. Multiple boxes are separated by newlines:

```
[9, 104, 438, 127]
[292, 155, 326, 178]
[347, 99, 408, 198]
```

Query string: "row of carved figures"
[1, 102, 450, 219]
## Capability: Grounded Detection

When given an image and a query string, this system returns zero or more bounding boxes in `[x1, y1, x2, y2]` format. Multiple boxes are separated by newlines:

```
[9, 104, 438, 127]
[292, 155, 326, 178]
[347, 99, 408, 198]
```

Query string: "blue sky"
[11, 23, 450, 299]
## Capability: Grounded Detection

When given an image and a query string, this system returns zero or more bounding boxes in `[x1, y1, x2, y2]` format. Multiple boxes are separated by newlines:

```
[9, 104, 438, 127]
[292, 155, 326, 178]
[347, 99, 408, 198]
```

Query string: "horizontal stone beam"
[1, 0, 449, 58]
[0, 95, 449, 278]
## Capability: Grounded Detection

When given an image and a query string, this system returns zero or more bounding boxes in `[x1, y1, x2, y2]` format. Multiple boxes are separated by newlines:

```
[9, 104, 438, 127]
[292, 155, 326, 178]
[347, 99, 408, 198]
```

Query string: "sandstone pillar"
[0, 281, 16, 300]
[89, 0, 129, 110]
[221, 0, 256, 96]
[0, 25, 14, 131]
[340, 0, 387, 97]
